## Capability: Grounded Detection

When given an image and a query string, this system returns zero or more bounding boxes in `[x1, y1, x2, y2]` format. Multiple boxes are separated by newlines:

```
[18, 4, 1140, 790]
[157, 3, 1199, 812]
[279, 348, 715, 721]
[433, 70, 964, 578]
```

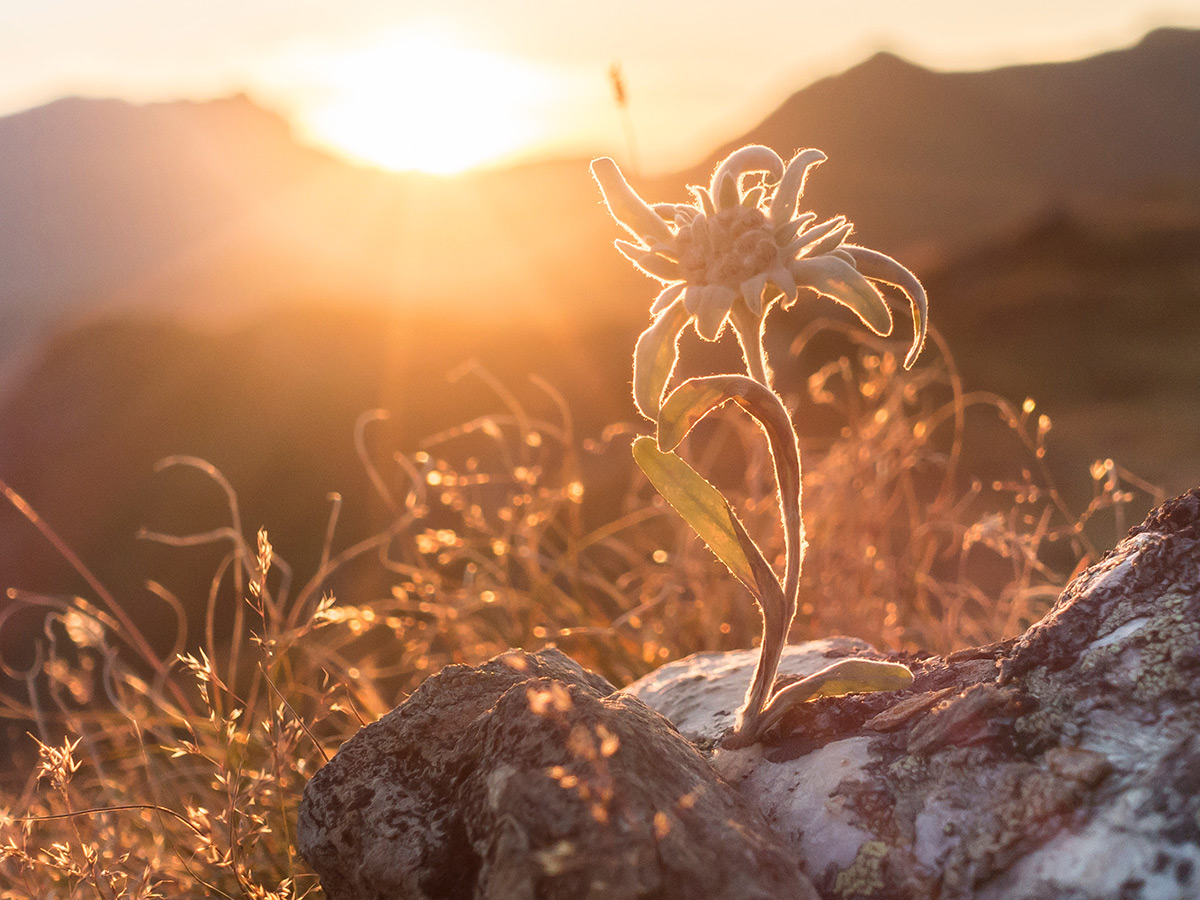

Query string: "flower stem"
[731, 303, 771, 388]
[723, 382, 804, 747]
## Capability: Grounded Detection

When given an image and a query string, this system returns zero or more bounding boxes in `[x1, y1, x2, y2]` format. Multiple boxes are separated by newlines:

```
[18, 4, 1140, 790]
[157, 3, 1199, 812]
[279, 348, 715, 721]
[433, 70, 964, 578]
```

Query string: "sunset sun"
[296, 28, 556, 174]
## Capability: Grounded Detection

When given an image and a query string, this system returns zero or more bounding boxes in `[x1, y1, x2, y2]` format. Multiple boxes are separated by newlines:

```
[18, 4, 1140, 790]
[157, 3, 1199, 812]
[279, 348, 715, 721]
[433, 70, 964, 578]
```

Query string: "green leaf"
[632, 436, 775, 597]
[657, 376, 797, 473]
[632, 299, 689, 421]
[755, 658, 914, 737]
[655, 375, 801, 581]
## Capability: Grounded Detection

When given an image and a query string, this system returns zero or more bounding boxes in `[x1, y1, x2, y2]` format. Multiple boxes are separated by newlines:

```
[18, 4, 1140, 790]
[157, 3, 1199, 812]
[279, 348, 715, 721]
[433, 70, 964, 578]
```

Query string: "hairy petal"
[769, 149, 827, 226]
[800, 221, 853, 258]
[741, 185, 767, 209]
[615, 239, 683, 282]
[688, 215, 713, 253]
[689, 185, 716, 217]
[784, 216, 848, 259]
[673, 207, 698, 228]
[591, 157, 674, 245]
[715, 170, 740, 212]
[739, 273, 769, 316]
[774, 211, 817, 245]
[650, 282, 685, 315]
[764, 264, 799, 309]
[843, 245, 929, 368]
[693, 285, 736, 340]
[790, 255, 894, 336]
[709, 145, 785, 202]
[632, 296, 690, 420]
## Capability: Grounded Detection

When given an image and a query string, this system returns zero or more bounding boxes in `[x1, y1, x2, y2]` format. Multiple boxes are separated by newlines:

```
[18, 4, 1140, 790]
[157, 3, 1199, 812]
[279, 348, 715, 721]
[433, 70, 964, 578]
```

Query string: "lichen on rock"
[297, 647, 818, 900]
[627, 487, 1200, 899]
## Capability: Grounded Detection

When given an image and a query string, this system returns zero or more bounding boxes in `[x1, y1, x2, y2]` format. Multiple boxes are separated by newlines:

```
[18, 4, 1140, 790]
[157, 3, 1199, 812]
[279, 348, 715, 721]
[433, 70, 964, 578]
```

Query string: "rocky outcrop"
[297, 647, 817, 899]
[299, 488, 1200, 899]
[629, 488, 1200, 899]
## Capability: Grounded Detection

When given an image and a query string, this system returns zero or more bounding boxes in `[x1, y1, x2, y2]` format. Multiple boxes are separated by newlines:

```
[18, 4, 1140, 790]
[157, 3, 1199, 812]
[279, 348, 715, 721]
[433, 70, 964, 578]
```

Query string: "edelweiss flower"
[592, 146, 927, 404]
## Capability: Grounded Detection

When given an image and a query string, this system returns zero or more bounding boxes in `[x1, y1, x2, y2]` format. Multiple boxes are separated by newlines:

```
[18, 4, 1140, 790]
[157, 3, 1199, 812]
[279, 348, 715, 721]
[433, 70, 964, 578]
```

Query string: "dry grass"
[0, 339, 1160, 897]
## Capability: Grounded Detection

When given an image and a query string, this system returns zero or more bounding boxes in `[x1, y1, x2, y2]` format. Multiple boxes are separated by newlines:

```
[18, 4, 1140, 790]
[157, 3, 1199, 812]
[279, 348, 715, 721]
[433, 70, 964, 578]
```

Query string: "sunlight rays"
[290, 26, 557, 174]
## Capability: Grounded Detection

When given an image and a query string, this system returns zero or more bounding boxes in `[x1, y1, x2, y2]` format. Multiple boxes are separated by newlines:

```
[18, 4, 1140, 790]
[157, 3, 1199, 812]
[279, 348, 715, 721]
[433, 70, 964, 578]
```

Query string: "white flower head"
[592, 145, 927, 406]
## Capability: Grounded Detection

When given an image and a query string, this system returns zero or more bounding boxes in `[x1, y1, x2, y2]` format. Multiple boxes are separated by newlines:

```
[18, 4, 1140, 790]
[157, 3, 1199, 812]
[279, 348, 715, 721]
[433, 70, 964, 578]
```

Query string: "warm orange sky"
[3, 1, 1199, 174]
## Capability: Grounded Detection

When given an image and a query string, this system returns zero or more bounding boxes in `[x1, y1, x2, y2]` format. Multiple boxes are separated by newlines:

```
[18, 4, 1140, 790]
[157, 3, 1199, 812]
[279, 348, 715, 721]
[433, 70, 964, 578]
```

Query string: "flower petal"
[673, 207, 698, 228]
[632, 296, 690, 420]
[784, 216, 847, 259]
[842, 245, 928, 368]
[715, 170, 739, 212]
[709, 145, 785, 202]
[769, 149, 827, 226]
[591, 157, 674, 245]
[689, 186, 716, 217]
[650, 282, 685, 315]
[741, 185, 766, 209]
[790, 255, 894, 336]
[648, 241, 680, 261]
[693, 285, 736, 340]
[801, 222, 853, 258]
[764, 264, 798, 309]
[688, 215, 712, 253]
[774, 211, 817, 244]
[739, 273, 769, 315]
[614, 240, 683, 282]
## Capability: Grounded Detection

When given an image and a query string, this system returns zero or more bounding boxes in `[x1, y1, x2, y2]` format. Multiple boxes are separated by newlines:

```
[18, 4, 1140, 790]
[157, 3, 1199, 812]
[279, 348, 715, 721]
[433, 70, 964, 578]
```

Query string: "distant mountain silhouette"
[0, 94, 635, 379]
[688, 26, 1200, 261]
[3, 28, 1199, 376]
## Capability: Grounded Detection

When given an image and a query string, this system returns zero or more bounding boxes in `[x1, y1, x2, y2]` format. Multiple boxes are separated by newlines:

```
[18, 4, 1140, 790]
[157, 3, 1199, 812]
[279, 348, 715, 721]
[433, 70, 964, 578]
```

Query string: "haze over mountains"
[2, 27, 1198, 366]
[1, 27, 1198, 655]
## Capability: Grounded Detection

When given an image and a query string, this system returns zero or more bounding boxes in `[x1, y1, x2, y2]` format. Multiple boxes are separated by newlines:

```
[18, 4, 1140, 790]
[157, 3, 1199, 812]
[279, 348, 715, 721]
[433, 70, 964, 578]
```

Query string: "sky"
[2, 0, 1199, 174]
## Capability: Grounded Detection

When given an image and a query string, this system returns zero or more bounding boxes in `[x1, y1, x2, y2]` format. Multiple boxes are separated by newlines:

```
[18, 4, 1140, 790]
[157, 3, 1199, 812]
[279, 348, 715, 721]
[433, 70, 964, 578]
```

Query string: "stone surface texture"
[627, 487, 1200, 899]
[298, 647, 817, 899]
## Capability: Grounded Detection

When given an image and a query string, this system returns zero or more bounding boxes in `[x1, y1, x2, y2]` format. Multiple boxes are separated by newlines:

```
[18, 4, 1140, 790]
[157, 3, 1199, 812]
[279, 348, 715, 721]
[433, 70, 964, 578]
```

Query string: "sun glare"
[296, 28, 555, 175]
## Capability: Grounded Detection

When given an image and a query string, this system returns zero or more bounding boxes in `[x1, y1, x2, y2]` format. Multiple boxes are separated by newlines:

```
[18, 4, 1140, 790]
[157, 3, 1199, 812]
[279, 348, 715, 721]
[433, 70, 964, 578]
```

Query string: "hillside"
[0, 95, 637, 376]
[693, 27, 1200, 260]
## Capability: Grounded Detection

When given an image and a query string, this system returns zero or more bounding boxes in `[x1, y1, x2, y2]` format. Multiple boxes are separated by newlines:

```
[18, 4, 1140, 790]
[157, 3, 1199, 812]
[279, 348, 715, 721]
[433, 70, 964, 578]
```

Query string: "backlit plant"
[593, 145, 927, 745]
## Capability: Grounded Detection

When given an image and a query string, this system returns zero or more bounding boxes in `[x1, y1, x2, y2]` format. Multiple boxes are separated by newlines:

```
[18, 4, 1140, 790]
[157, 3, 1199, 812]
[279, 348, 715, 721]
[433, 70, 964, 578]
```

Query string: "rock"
[297, 647, 817, 899]
[298, 489, 1200, 900]
[626, 487, 1200, 899]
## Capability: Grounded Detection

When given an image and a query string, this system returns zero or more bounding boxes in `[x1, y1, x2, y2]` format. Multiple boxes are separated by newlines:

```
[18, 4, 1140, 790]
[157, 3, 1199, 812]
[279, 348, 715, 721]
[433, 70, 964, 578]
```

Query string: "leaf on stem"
[632, 436, 777, 600]
[755, 658, 914, 737]
[655, 377, 801, 550]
